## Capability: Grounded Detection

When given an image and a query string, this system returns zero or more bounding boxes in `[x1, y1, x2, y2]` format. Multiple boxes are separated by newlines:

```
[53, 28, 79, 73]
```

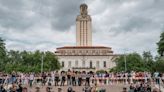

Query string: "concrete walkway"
[27, 84, 125, 92]
[155, 84, 164, 92]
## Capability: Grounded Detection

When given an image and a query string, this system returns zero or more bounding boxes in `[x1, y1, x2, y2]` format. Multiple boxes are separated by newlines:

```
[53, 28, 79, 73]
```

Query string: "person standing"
[24, 74, 29, 87]
[154, 72, 159, 84]
[42, 72, 47, 86]
[78, 72, 82, 86]
[67, 70, 71, 86]
[55, 71, 59, 86]
[85, 72, 91, 86]
[29, 73, 34, 87]
[72, 71, 76, 86]
[82, 72, 86, 86]
[11, 72, 16, 84]
[21, 73, 25, 85]
[60, 71, 66, 86]
[47, 73, 51, 86]
[51, 72, 55, 86]
[75, 72, 78, 86]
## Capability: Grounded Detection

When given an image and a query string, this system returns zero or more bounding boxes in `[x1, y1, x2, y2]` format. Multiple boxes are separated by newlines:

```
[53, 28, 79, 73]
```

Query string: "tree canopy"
[112, 53, 146, 72]
[111, 51, 164, 73]
[157, 31, 164, 56]
[0, 38, 6, 71]
[0, 37, 61, 73]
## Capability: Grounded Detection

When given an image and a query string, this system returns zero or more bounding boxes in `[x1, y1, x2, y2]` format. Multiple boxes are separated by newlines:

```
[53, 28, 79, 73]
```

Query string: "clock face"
[82, 15, 86, 18]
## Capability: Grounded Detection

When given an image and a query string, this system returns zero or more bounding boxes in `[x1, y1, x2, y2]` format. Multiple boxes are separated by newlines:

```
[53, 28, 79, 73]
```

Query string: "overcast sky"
[0, 0, 163, 56]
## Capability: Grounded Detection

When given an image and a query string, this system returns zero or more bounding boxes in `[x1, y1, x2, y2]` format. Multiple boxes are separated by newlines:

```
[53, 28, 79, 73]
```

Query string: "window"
[82, 60, 85, 67]
[90, 61, 92, 68]
[68, 61, 71, 68]
[75, 60, 78, 67]
[104, 61, 106, 68]
[73, 50, 75, 53]
[62, 61, 64, 67]
[96, 61, 99, 68]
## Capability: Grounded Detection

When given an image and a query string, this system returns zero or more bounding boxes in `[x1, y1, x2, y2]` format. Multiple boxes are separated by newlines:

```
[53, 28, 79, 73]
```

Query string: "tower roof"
[80, 3, 88, 8]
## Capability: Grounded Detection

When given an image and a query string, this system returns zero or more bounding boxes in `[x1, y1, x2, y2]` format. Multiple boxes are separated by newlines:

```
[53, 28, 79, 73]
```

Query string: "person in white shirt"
[29, 73, 34, 87]
[51, 72, 55, 85]
[154, 72, 159, 84]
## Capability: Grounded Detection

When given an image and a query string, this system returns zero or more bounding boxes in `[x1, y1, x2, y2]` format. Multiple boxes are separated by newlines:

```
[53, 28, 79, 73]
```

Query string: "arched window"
[90, 61, 92, 68]
[104, 61, 106, 68]
[62, 61, 64, 67]
[96, 61, 99, 68]
[68, 61, 71, 68]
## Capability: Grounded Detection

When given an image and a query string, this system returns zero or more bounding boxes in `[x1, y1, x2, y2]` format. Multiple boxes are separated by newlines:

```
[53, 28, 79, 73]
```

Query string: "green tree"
[0, 37, 6, 71]
[7, 50, 22, 64]
[154, 56, 164, 73]
[142, 51, 155, 72]
[112, 53, 148, 72]
[142, 51, 153, 61]
[44, 51, 61, 71]
[157, 32, 164, 56]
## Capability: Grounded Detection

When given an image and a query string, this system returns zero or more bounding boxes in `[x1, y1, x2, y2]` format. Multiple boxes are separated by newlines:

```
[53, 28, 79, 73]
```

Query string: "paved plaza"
[27, 84, 126, 92]
[26, 83, 164, 92]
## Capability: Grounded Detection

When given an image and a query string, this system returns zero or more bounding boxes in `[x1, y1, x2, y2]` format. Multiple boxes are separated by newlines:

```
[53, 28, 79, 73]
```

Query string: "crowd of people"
[0, 70, 163, 92]
[122, 82, 153, 92]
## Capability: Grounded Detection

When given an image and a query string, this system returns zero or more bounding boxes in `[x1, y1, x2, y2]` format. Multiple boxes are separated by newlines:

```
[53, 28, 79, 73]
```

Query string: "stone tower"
[76, 4, 92, 46]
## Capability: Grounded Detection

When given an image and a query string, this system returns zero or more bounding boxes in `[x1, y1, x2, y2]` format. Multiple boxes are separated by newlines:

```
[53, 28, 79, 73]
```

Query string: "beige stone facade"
[55, 46, 116, 71]
[76, 4, 92, 46]
[55, 4, 118, 71]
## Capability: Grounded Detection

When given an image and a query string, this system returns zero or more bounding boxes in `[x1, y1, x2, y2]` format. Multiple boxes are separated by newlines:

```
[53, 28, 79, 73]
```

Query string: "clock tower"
[76, 4, 92, 46]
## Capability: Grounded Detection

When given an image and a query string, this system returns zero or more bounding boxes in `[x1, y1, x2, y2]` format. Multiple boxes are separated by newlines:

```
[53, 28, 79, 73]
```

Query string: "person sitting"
[67, 86, 73, 92]
[46, 87, 51, 92]
[22, 87, 28, 92]
[83, 86, 92, 92]
[58, 87, 62, 92]
[128, 84, 134, 92]
[152, 88, 159, 92]
[35, 86, 40, 92]
[122, 87, 127, 92]
[0, 84, 7, 92]
[147, 84, 151, 92]
[92, 83, 98, 92]
[12, 83, 18, 92]
[17, 84, 23, 92]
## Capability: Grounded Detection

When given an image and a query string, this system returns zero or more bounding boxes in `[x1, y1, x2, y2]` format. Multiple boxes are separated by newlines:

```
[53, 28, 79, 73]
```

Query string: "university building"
[55, 4, 118, 71]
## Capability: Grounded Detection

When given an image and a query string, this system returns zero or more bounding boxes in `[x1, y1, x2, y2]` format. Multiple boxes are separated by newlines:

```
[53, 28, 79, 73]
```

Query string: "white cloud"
[0, 0, 163, 56]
